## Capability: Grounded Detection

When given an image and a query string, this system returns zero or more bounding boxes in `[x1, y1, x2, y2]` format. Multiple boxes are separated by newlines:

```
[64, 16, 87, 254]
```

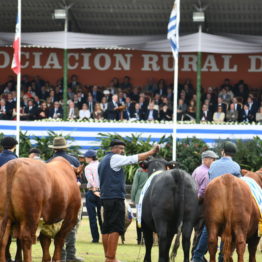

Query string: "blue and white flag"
[167, 0, 180, 58]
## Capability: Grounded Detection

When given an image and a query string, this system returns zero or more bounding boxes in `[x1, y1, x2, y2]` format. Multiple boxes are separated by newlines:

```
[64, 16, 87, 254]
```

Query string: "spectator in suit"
[155, 79, 167, 96]
[0, 98, 12, 120]
[67, 100, 79, 120]
[49, 101, 63, 119]
[145, 102, 158, 121]
[201, 104, 213, 122]
[121, 76, 132, 90]
[247, 95, 258, 121]
[87, 95, 95, 115]
[107, 94, 120, 120]
[213, 105, 225, 123]
[130, 103, 144, 121]
[5, 93, 16, 111]
[241, 104, 253, 123]
[226, 103, 239, 122]
[23, 99, 38, 120]
[79, 103, 91, 120]
[91, 85, 103, 103]
[214, 97, 227, 114]
[177, 98, 187, 121]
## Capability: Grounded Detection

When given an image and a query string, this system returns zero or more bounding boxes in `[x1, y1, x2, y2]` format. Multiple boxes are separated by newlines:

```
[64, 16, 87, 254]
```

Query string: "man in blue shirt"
[192, 141, 241, 262]
[47, 137, 83, 262]
[99, 139, 159, 262]
[0, 136, 18, 167]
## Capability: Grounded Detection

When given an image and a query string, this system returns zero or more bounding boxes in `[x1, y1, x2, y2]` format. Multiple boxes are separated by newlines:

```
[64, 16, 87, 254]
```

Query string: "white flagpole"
[15, 0, 22, 156]
[172, 0, 180, 161]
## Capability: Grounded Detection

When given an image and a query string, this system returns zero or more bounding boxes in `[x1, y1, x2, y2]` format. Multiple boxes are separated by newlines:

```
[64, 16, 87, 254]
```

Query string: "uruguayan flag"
[167, 0, 180, 57]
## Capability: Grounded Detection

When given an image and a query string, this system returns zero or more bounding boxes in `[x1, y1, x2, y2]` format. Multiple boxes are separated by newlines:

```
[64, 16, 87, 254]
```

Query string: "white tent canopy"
[1, 31, 262, 54]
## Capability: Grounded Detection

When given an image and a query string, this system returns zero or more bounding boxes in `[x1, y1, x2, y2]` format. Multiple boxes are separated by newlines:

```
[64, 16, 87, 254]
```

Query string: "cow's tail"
[170, 169, 185, 261]
[0, 161, 16, 243]
[222, 175, 233, 261]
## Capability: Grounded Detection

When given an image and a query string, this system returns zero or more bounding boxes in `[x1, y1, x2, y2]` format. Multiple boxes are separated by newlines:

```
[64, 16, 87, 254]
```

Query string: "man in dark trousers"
[98, 139, 159, 262]
[47, 137, 83, 262]
[0, 136, 18, 167]
[0, 136, 18, 262]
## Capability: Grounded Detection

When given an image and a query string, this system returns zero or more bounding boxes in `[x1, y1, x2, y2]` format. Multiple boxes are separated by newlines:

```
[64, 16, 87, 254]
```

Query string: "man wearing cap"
[28, 148, 41, 160]
[98, 139, 159, 262]
[191, 150, 218, 257]
[47, 137, 83, 262]
[84, 150, 102, 243]
[0, 136, 18, 262]
[192, 141, 241, 262]
[0, 136, 18, 167]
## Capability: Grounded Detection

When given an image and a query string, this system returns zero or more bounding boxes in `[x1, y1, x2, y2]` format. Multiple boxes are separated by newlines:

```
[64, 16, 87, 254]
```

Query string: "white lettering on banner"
[43, 52, 62, 69]
[68, 53, 79, 70]
[181, 55, 197, 71]
[248, 56, 262, 72]
[94, 53, 111, 70]
[21, 52, 29, 68]
[221, 55, 238, 72]
[202, 55, 219, 72]
[141, 54, 160, 71]
[80, 53, 91, 70]
[161, 54, 174, 72]
[0, 51, 10, 68]
[32, 52, 43, 69]
[113, 54, 133, 70]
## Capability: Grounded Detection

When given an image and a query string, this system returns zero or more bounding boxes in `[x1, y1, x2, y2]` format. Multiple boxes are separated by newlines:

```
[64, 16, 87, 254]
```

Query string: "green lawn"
[9, 218, 262, 261]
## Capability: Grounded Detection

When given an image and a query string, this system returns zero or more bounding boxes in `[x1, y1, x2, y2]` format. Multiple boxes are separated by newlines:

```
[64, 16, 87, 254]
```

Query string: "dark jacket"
[144, 109, 159, 121]
[47, 150, 80, 167]
[0, 150, 18, 167]
[98, 152, 125, 200]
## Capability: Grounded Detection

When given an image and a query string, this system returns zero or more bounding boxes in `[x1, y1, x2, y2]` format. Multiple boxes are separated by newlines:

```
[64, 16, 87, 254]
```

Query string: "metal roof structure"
[0, 0, 262, 36]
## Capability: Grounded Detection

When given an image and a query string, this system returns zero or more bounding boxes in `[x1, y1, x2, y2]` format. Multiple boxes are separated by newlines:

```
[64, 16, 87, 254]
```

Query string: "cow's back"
[205, 174, 259, 240]
[0, 158, 51, 223]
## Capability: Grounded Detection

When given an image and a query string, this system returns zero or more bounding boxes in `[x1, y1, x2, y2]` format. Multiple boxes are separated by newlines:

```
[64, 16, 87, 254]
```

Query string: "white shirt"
[79, 109, 91, 119]
[110, 154, 138, 172]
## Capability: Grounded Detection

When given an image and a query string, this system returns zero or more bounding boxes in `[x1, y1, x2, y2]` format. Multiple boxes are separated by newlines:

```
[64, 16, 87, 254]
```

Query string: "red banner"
[1, 47, 262, 89]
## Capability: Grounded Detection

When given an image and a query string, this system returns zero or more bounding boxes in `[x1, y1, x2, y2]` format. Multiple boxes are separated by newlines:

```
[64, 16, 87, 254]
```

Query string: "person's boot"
[105, 232, 121, 262]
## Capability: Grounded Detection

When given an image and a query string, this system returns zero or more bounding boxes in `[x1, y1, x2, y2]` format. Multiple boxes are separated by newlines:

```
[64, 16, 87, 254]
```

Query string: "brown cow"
[204, 171, 262, 262]
[0, 157, 82, 262]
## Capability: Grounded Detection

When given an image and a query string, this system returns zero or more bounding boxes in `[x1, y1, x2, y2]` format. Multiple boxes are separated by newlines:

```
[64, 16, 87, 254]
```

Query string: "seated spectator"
[6, 93, 16, 111]
[79, 103, 91, 120]
[23, 99, 38, 120]
[49, 101, 63, 119]
[255, 106, 262, 123]
[37, 102, 49, 120]
[247, 95, 258, 121]
[214, 97, 227, 113]
[123, 96, 135, 120]
[107, 94, 121, 120]
[92, 103, 103, 120]
[0, 98, 12, 120]
[87, 94, 95, 114]
[226, 103, 239, 122]
[201, 104, 213, 122]
[121, 76, 132, 89]
[100, 96, 108, 116]
[183, 106, 196, 121]
[155, 79, 167, 96]
[240, 104, 253, 123]
[213, 105, 225, 123]
[177, 98, 187, 121]
[159, 104, 172, 121]
[130, 103, 144, 121]
[91, 85, 103, 103]
[145, 102, 158, 121]
[67, 100, 79, 120]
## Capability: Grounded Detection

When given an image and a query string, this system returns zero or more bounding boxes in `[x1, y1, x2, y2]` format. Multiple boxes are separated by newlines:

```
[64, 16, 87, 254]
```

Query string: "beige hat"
[48, 137, 68, 149]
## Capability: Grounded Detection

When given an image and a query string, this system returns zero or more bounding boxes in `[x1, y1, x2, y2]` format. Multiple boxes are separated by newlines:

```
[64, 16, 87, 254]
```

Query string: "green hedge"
[1, 132, 261, 184]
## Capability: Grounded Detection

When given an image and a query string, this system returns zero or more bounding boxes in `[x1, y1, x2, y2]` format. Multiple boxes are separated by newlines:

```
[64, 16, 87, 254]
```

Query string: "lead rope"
[135, 232, 144, 262]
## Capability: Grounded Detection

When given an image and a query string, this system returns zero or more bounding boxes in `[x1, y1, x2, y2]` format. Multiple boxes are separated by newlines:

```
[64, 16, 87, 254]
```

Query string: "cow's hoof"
[66, 257, 84, 262]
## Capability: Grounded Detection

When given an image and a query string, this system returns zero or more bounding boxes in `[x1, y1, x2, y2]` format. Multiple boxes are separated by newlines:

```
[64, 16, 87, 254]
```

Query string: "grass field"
[9, 218, 262, 262]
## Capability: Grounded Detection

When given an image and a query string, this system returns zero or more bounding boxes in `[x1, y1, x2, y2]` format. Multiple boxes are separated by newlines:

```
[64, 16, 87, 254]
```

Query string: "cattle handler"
[98, 139, 159, 262]
[48, 137, 84, 262]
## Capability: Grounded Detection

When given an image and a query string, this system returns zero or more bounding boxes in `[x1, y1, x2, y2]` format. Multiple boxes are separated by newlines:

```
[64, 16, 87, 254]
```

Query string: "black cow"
[141, 157, 199, 262]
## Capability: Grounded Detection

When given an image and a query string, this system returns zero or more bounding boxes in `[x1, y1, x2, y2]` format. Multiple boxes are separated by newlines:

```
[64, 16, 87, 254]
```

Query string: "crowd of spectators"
[0, 75, 262, 123]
